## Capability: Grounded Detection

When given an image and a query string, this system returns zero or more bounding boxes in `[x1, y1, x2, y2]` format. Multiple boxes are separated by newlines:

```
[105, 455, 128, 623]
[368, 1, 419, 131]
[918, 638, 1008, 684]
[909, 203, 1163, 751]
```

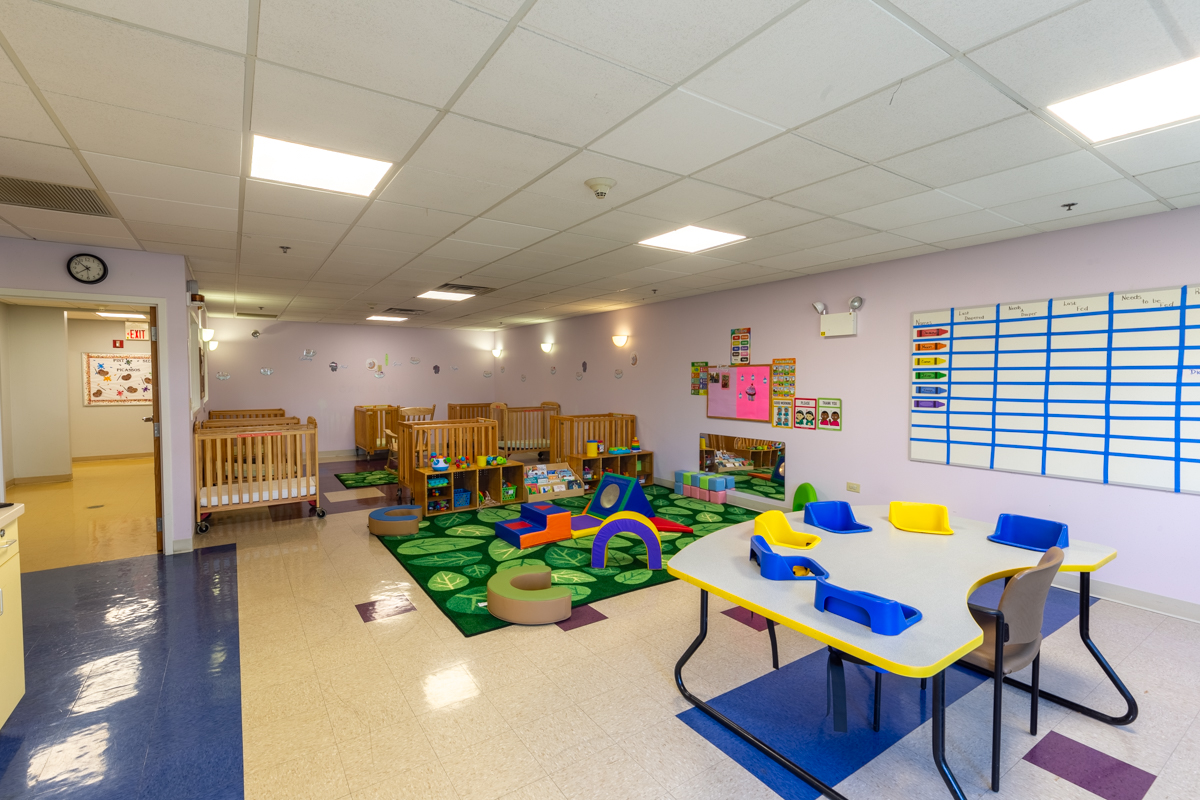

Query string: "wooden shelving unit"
[413, 463, 527, 516]
[565, 451, 653, 491]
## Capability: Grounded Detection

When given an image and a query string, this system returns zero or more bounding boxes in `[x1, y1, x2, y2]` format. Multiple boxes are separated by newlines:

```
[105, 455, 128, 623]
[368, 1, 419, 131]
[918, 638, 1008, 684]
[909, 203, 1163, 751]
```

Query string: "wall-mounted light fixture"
[201, 328, 215, 342]
[611, 335, 628, 347]
[491, 348, 503, 358]
[811, 301, 827, 315]
[849, 296, 864, 311]
[540, 343, 553, 353]
[208, 340, 220, 351]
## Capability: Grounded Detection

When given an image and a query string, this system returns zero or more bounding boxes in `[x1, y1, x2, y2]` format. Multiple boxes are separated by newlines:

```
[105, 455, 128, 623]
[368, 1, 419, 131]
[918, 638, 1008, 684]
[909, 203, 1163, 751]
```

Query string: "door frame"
[1, 287, 180, 555]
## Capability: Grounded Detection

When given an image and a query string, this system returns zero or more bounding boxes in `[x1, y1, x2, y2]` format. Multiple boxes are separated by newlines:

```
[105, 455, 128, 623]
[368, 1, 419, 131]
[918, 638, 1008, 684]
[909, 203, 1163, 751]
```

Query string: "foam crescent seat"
[368, 505, 422, 537]
[486, 565, 572, 625]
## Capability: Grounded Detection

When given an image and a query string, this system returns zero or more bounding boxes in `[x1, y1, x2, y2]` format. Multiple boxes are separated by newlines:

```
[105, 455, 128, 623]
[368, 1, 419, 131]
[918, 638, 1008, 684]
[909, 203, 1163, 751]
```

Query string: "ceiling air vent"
[383, 307, 426, 316]
[236, 312, 277, 319]
[435, 283, 494, 296]
[0, 176, 111, 216]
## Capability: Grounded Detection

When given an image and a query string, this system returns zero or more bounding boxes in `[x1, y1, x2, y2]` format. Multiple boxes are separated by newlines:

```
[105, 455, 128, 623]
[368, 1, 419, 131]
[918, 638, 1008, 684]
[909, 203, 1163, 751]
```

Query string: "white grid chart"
[909, 286, 1200, 494]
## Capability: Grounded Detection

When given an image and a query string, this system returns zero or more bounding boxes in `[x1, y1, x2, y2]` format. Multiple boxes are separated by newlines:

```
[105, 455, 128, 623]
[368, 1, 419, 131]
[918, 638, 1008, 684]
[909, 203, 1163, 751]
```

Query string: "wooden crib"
[389, 418, 498, 489]
[447, 402, 492, 421]
[354, 405, 399, 457]
[208, 408, 288, 421]
[201, 417, 302, 430]
[549, 413, 636, 462]
[495, 402, 560, 457]
[193, 416, 322, 534]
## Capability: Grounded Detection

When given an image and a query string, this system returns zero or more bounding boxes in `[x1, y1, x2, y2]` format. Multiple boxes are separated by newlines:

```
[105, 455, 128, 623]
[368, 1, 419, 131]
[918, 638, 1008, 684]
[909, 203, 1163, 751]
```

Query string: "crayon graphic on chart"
[913, 400, 945, 408]
[916, 328, 948, 338]
[914, 357, 946, 366]
[914, 371, 946, 380]
[914, 386, 946, 395]
[915, 342, 947, 351]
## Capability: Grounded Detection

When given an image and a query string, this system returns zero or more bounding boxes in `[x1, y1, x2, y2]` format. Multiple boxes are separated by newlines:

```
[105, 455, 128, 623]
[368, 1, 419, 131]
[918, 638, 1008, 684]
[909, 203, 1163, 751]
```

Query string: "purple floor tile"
[1024, 731, 1156, 800]
[557, 604, 607, 631]
[356, 595, 416, 623]
[723, 606, 769, 632]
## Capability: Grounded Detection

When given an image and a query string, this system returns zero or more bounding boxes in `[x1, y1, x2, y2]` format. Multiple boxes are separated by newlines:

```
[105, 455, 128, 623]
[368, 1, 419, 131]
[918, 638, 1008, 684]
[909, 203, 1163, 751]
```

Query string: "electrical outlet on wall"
[846, 482, 861, 493]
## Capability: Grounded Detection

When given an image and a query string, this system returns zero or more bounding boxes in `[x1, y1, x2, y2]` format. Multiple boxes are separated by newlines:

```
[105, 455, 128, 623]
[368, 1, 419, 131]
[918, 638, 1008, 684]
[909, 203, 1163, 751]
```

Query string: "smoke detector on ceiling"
[584, 177, 616, 199]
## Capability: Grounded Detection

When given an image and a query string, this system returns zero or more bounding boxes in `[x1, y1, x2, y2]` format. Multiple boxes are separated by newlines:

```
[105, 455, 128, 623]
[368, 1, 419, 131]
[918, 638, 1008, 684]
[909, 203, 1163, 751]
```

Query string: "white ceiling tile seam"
[232, 0, 263, 316]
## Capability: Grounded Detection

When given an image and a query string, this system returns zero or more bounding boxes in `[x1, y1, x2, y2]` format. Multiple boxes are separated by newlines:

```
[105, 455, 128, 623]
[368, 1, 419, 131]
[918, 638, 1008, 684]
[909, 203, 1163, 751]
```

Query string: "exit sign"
[126, 321, 148, 340]
[112, 339, 124, 348]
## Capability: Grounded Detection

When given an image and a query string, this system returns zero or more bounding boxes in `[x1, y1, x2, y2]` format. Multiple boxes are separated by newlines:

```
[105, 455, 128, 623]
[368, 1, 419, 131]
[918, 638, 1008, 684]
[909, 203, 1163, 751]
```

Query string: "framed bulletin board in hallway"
[83, 352, 153, 405]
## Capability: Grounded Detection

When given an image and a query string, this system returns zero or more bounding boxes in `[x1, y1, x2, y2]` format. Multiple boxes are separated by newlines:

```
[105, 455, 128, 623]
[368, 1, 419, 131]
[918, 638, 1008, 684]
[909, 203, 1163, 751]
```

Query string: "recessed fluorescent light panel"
[250, 135, 392, 196]
[96, 312, 146, 319]
[639, 225, 745, 253]
[418, 290, 474, 301]
[1049, 56, 1200, 142]
[366, 315, 408, 322]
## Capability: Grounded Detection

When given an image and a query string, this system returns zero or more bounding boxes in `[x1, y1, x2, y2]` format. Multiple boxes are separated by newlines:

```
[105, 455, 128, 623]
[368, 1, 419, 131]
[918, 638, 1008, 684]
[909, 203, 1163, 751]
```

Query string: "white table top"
[667, 505, 1116, 677]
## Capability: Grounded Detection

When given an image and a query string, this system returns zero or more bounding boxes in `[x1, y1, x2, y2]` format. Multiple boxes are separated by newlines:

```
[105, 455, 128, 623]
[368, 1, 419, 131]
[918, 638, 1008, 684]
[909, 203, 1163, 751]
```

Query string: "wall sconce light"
[540, 343, 553, 353]
[611, 335, 628, 347]
[208, 340, 219, 351]
[811, 301, 827, 315]
[201, 328, 215, 342]
[492, 348, 502, 358]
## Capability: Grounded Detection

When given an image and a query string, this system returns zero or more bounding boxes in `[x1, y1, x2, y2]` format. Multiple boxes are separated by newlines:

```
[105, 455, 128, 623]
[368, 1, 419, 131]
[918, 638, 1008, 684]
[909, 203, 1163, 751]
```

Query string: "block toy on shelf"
[486, 564, 572, 624]
[754, 510, 821, 549]
[368, 505, 422, 537]
[495, 501, 572, 549]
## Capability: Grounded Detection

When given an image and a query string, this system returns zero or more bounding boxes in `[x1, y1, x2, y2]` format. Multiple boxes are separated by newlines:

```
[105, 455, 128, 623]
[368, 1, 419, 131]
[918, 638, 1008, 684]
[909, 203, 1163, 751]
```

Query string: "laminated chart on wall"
[909, 286, 1200, 494]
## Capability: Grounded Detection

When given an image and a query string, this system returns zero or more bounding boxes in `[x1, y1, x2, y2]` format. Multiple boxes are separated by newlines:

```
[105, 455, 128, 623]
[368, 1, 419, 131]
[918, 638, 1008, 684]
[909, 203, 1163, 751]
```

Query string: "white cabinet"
[0, 514, 25, 727]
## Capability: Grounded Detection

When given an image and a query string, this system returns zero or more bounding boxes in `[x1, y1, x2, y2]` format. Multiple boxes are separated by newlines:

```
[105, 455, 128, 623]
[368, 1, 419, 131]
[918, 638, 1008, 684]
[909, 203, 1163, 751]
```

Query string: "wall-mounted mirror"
[698, 433, 785, 501]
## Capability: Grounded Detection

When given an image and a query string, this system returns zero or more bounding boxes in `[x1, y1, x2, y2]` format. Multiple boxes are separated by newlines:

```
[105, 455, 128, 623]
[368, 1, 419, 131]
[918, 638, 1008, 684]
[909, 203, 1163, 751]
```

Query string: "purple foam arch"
[591, 516, 662, 570]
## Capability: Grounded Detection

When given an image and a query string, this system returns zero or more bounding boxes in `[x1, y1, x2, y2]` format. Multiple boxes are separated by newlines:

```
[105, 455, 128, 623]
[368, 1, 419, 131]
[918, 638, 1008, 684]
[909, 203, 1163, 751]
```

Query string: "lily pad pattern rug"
[379, 484, 758, 636]
[335, 470, 398, 489]
[722, 471, 786, 501]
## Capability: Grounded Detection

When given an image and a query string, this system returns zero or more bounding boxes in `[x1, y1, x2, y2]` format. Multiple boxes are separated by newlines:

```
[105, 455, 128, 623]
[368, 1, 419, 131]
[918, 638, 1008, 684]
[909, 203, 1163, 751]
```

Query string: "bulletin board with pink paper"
[706, 364, 771, 422]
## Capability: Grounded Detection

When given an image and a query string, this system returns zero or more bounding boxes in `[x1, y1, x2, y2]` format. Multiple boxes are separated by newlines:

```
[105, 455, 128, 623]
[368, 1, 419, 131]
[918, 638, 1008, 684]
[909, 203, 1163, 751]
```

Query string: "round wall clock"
[67, 253, 108, 284]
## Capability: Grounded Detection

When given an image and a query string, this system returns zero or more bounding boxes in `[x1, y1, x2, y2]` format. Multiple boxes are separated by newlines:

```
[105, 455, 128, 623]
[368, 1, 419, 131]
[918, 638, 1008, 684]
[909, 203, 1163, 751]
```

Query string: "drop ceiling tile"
[241, 211, 349, 243]
[942, 151, 1121, 207]
[484, 192, 601, 231]
[341, 226, 440, 253]
[244, 180, 368, 223]
[653, 273, 731, 290]
[775, 166, 928, 215]
[840, 190, 979, 230]
[773, 217, 879, 250]
[0, 1, 244, 129]
[1033, 201, 1166, 232]
[700, 263, 784, 282]
[935, 227, 1039, 250]
[608, 266, 690, 286]
[126, 222, 237, 249]
[751, 249, 841, 272]
[890, 210, 1023, 244]
[423, 238, 516, 264]
[191, 272, 236, 290]
[699, 201, 822, 238]
[235, 276, 311, 293]
[805, 232, 925, 262]
[53, 0, 250, 50]
[143, 240, 235, 260]
[586, 245, 685, 269]
[693, 134, 866, 198]
[379, 165, 515, 216]
[239, 255, 323, 277]
[1168, 192, 1200, 209]
[84, 152, 239, 207]
[686, 0, 944, 128]
[0, 220, 30, 238]
[799, 61, 1023, 163]
[707, 234, 800, 263]
[659, 253, 739, 273]
[880, 114, 1078, 187]
[0, 138, 92, 186]
[453, 26, 669, 145]
[257, 0, 504, 107]
[969, 0, 1200, 107]
[568, 211, 677, 243]
[992, 179, 1157, 225]
[618, 179, 758, 225]
[526, 150, 678, 204]
[109, 193, 238, 230]
[525, 232, 624, 259]
[293, 282, 366, 299]
[309, 266, 388, 285]
[811, 243, 942, 272]
[485, 251, 577, 271]
[452, 218, 557, 249]
[538, 260, 639, 284]
[327, 243, 418, 268]
[241, 233, 333, 260]
[591, 89, 781, 175]
[20, 228, 139, 250]
[251, 63, 436, 163]
[1129, 163, 1200, 199]
[46, 94, 242, 175]
[408, 113, 575, 188]
[1098, 120, 1200, 177]
[358, 201, 472, 239]
[0, 83, 65, 146]
[889, 0, 1078, 51]
[401, 254, 485, 275]
[190, 258, 237, 273]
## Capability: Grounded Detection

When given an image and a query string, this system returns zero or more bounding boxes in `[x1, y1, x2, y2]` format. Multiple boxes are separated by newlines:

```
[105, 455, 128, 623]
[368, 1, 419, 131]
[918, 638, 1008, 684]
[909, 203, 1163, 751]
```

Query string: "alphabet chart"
[909, 286, 1200, 494]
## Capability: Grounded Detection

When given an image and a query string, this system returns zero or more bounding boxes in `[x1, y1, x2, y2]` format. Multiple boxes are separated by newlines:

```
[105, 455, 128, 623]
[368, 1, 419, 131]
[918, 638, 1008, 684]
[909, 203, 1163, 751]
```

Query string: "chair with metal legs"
[960, 546, 1064, 792]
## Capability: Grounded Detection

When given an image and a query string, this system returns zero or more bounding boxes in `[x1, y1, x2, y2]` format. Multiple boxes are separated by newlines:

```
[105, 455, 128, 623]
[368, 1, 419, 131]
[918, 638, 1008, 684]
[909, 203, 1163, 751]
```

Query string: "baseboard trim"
[11, 473, 72, 485]
[1053, 572, 1200, 624]
[72, 453, 154, 463]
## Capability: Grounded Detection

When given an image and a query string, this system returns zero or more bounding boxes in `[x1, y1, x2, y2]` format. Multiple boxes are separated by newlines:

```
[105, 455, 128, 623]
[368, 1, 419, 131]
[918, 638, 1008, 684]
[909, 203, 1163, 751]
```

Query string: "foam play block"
[683, 485, 697, 498]
[486, 565, 572, 625]
[698, 489, 711, 502]
[675, 470, 688, 484]
[699, 475, 712, 490]
[570, 514, 602, 536]
[495, 501, 572, 548]
[690, 473, 702, 487]
[711, 490, 726, 504]
[674, 482, 684, 494]
[368, 505, 422, 536]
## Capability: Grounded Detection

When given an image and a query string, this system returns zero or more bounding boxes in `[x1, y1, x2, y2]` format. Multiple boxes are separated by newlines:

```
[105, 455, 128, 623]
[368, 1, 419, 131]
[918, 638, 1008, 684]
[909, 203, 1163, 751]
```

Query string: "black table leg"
[932, 670, 968, 800]
[767, 618, 780, 670]
[998, 572, 1139, 725]
[675, 590, 850, 800]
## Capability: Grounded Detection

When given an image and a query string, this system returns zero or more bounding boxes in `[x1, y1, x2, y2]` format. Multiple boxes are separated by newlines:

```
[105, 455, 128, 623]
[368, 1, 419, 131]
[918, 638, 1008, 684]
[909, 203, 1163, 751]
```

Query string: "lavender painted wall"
[492, 207, 1200, 605]
[203, 319, 498, 453]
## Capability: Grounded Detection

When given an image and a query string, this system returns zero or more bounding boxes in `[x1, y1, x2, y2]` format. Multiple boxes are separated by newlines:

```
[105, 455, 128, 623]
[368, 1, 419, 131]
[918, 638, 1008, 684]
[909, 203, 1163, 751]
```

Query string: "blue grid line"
[1177, 286, 1187, 493]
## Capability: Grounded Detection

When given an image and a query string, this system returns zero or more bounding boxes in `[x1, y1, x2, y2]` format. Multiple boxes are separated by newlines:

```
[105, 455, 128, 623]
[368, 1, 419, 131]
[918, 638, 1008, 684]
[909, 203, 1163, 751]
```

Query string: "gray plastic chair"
[962, 546, 1065, 793]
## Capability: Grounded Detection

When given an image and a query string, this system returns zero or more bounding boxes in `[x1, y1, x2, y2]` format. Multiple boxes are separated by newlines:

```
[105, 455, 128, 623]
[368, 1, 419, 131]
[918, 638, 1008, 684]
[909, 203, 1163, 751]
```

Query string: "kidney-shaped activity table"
[666, 504, 1136, 800]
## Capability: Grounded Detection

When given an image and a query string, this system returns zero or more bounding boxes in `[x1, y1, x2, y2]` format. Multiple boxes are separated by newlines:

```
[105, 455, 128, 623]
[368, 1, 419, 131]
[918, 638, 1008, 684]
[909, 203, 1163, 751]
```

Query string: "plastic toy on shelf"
[888, 501, 954, 535]
[754, 510, 821, 549]
[749, 536, 828, 581]
[430, 453, 448, 472]
[803, 501, 873, 534]
[989, 514, 1069, 552]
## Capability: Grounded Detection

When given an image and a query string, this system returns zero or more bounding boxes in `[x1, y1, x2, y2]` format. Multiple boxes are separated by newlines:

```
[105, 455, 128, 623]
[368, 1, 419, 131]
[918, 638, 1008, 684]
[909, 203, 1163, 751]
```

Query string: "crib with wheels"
[193, 416, 323, 534]
[208, 408, 288, 421]
[354, 405, 399, 457]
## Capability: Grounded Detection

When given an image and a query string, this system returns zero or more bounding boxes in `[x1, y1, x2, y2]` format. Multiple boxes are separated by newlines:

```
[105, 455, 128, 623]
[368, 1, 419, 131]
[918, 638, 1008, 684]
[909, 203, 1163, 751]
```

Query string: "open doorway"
[0, 296, 163, 571]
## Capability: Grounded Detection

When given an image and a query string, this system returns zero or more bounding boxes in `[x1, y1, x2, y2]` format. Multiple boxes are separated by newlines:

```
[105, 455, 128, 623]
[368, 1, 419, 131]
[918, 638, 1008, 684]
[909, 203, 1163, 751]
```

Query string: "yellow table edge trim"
[666, 548, 1116, 679]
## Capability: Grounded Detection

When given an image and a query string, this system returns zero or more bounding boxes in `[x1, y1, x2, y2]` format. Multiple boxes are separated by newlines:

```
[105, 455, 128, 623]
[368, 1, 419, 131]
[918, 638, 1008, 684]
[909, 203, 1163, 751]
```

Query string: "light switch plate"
[846, 482, 861, 493]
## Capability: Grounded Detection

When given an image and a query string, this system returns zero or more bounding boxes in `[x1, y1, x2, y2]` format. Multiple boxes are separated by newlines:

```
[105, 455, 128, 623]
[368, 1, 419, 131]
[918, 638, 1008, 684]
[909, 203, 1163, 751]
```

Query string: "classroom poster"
[706, 367, 737, 418]
[794, 397, 817, 429]
[772, 398, 792, 428]
[83, 353, 152, 405]
[690, 361, 708, 395]
[817, 397, 842, 430]
[771, 358, 796, 399]
[735, 364, 770, 421]
[730, 328, 750, 364]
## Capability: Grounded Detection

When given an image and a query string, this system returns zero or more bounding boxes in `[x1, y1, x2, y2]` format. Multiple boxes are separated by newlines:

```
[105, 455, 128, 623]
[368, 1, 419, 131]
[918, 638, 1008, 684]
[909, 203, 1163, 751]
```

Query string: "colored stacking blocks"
[674, 471, 733, 501]
[495, 501, 572, 549]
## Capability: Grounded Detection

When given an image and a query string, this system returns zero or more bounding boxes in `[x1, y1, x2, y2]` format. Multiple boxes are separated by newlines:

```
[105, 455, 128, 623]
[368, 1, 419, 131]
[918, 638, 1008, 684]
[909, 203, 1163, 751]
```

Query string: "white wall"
[5, 306, 71, 480]
[0, 305, 12, 494]
[66, 318, 153, 459]
[494, 206, 1200, 608]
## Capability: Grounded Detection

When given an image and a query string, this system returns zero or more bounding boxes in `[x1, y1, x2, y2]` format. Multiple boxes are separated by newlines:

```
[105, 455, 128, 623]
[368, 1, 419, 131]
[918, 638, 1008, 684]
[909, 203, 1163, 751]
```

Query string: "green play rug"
[335, 470, 398, 489]
[379, 484, 758, 636]
[722, 471, 787, 501]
